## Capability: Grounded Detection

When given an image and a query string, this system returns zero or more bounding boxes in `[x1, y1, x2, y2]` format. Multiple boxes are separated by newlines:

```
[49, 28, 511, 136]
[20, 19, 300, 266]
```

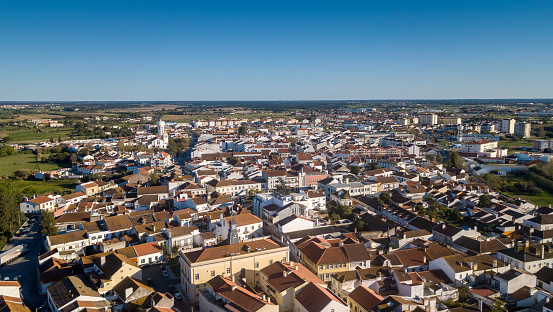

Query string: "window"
[269, 259, 273, 265]
[211, 270, 215, 277]
[255, 262, 259, 268]
[282, 257, 287, 262]
[141, 259, 145, 263]
[226, 268, 231, 274]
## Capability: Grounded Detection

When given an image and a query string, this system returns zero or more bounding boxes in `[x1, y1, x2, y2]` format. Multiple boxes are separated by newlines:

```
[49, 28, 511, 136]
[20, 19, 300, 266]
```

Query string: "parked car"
[162, 270, 169, 278]
[174, 292, 182, 300]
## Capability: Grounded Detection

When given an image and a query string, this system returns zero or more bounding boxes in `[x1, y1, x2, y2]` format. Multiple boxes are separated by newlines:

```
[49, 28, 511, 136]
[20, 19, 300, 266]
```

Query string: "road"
[142, 263, 192, 312]
[0, 219, 47, 310]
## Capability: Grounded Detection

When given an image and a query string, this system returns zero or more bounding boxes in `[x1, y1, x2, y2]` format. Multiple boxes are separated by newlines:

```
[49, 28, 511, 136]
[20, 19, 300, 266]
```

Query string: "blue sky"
[1, 1, 552, 101]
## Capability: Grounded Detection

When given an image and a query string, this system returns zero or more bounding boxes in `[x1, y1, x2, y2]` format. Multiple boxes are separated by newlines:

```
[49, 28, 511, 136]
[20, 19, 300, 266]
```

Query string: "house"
[163, 226, 196, 252]
[112, 277, 154, 307]
[199, 275, 278, 312]
[47, 276, 111, 312]
[295, 282, 348, 312]
[133, 242, 163, 266]
[179, 236, 289, 303]
[259, 261, 326, 312]
[86, 252, 142, 294]
[299, 242, 370, 282]
[104, 214, 134, 238]
[38, 258, 77, 294]
[0, 295, 31, 312]
[46, 230, 90, 258]
[19, 196, 56, 214]
[330, 267, 391, 300]
[496, 242, 553, 273]
[347, 285, 384, 312]
[75, 182, 99, 196]
[213, 213, 263, 242]
[0, 281, 23, 298]
[535, 266, 553, 293]
[491, 269, 536, 294]
[432, 223, 480, 244]
[429, 254, 508, 286]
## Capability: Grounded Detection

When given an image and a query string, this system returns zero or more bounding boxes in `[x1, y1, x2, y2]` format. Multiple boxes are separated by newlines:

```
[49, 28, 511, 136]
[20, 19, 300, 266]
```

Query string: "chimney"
[473, 262, 478, 271]
[295, 265, 299, 271]
[231, 275, 235, 283]
[403, 233, 406, 239]
[442, 223, 446, 229]
[525, 240, 530, 249]
[290, 261, 294, 267]
[283, 271, 288, 277]
[231, 284, 237, 291]
[530, 228, 534, 234]
[262, 294, 266, 302]
[493, 260, 497, 268]
[100, 256, 106, 267]
[422, 256, 427, 264]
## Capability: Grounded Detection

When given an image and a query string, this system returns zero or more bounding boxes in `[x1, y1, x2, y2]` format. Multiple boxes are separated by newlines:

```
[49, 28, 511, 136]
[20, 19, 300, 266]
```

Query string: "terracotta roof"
[183, 237, 284, 263]
[133, 242, 162, 257]
[29, 196, 54, 205]
[206, 276, 274, 312]
[104, 214, 133, 231]
[295, 282, 343, 312]
[48, 230, 88, 247]
[301, 242, 369, 265]
[224, 213, 262, 227]
[348, 285, 383, 311]
[260, 261, 325, 293]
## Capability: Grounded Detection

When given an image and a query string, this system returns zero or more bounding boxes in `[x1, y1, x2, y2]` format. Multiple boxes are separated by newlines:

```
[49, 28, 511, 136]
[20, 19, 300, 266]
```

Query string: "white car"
[174, 292, 182, 300]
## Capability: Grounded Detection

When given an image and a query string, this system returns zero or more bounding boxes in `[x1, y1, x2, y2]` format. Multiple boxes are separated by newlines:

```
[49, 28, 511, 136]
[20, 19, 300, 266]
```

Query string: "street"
[142, 263, 192, 312]
[0, 219, 47, 310]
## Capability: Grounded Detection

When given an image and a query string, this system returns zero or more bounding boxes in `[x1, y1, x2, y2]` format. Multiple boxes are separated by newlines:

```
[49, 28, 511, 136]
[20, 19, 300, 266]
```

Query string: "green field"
[484, 173, 553, 207]
[0, 153, 63, 177]
[161, 112, 295, 124]
[0, 127, 75, 143]
[0, 179, 78, 197]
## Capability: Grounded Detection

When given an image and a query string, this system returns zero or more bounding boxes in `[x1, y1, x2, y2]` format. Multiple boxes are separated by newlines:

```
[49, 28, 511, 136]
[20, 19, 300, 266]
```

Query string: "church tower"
[227, 213, 239, 245]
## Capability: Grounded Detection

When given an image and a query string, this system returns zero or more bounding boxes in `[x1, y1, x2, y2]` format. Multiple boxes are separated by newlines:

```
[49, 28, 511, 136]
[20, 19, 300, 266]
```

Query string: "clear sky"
[1, 1, 552, 101]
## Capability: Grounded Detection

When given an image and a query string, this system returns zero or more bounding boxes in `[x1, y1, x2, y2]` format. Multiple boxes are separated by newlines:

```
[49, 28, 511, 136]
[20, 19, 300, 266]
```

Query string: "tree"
[379, 192, 392, 205]
[477, 195, 492, 208]
[70, 153, 78, 164]
[150, 171, 161, 186]
[457, 285, 470, 303]
[0, 183, 22, 237]
[49, 137, 55, 143]
[238, 126, 247, 136]
[350, 166, 361, 175]
[39, 212, 58, 237]
[275, 178, 291, 196]
[58, 135, 62, 143]
[171, 244, 179, 256]
[436, 153, 443, 163]
[426, 154, 435, 161]
[449, 208, 463, 222]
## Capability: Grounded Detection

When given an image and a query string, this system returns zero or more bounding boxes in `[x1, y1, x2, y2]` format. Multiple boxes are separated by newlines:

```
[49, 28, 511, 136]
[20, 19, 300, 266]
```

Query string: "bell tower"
[227, 213, 239, 245]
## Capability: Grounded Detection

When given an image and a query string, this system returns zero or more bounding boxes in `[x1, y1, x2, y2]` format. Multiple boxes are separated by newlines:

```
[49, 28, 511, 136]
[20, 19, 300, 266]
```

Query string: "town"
[1, 101, 553, 312]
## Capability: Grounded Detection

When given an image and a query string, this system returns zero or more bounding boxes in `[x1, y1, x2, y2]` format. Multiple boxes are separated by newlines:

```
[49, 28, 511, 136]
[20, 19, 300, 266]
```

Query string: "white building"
[420, 114, 438, 125]
[514, 122, 531, 138]
[500, 119, 516, 134]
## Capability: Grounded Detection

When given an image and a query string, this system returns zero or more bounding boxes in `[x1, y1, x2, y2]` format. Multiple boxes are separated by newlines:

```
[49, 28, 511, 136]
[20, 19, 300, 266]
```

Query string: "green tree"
[426, 154, 435, 161]
[379, 192, 392, 205]
[150, 171, 161, 186]
[457, 285, 470, 303]
[436, 153, 443, 163]
[238, 126, 247, 136]
[275, 178, 292, 196]
[0, 183, 22, 236]
[350, 166, 361, 175]
[39, 212, 58, 237]
[171, 244, 179, 256]
[449, 207, 463, 222]
[477, 195, 492, 208]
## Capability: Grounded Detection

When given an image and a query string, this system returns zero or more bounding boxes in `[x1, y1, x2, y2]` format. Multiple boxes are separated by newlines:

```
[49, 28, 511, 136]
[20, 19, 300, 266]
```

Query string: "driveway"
[0, 219, 46, 310]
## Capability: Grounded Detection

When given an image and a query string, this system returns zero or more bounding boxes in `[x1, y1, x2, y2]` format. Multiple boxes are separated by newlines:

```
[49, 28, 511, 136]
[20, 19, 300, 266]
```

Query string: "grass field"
[0, 179, 78, 197]
[497, 140, 533, 147]
[0, 127, 75, 143]
[0, 153, 63, 177]
[484, 174, 553, 207]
